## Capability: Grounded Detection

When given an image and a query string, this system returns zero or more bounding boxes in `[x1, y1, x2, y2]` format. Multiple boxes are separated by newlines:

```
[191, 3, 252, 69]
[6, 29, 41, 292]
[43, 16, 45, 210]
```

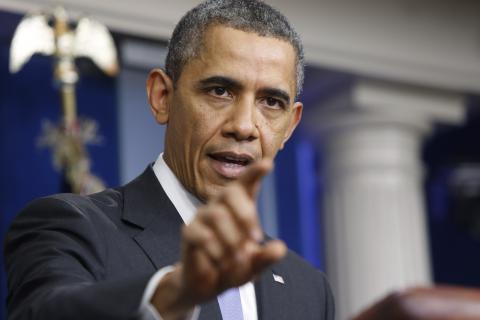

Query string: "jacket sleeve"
[4, 196, 153, 320]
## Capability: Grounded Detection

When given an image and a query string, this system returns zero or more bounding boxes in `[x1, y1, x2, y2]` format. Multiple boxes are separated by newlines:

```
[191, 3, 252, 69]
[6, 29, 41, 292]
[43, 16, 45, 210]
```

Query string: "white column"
[310, 80, 466, 319]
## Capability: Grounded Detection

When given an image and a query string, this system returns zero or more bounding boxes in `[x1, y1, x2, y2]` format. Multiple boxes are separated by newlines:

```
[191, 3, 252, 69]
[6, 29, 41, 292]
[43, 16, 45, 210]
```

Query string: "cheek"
[258, 117, 290, 156]
[188, 102, 223, 153]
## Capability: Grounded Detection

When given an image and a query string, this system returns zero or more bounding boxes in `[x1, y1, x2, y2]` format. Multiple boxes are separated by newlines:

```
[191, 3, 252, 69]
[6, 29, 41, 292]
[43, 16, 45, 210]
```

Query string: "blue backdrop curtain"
[274, 132, 325, 268]
[424, 99, 480, 286]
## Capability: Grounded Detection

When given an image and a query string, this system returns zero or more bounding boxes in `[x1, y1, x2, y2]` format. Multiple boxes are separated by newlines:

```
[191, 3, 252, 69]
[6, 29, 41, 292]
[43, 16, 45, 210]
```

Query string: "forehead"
[182, 25, 297, 94]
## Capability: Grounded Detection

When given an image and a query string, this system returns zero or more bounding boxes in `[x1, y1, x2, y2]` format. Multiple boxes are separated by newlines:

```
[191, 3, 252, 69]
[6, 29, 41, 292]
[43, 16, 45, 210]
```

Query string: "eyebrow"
[197, 75, 291, 105]
[197, 76, 243, 90]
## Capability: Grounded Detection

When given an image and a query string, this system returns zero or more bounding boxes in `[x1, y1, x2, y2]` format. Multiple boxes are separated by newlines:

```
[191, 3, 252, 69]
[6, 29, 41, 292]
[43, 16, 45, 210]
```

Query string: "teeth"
[224, 162, 242, 167]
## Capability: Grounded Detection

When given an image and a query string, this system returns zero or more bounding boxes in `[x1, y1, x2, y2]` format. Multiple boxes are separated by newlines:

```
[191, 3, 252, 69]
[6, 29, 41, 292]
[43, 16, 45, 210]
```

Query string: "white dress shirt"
[139, 153, 258, 320]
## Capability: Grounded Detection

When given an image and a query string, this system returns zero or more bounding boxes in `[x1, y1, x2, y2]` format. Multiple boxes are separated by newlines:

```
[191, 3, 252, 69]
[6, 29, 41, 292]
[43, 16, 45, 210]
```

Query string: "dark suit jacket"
[4, 166, 334, 320]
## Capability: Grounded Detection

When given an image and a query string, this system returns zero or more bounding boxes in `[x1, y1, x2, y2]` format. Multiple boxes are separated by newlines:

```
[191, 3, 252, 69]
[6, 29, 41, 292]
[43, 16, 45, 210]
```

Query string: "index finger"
[238, 158, 273, 199]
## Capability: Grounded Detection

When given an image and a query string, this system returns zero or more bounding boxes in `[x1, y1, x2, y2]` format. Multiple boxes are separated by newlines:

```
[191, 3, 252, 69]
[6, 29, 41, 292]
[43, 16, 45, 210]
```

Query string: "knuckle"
[238, 201, 257, 224]
[207, 242, 222, 258]
[199, 232, 214, 248]
[208, 204, 227, 222]
[183, 222, 216, 248]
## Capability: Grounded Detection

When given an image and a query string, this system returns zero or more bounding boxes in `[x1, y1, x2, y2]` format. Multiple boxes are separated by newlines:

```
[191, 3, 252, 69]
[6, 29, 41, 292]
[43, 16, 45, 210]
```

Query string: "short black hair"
[165, 0, 305, 95]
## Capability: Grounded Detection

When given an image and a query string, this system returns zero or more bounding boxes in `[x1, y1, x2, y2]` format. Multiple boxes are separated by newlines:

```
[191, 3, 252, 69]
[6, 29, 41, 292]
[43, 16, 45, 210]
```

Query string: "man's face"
[153, 25, 302, 201]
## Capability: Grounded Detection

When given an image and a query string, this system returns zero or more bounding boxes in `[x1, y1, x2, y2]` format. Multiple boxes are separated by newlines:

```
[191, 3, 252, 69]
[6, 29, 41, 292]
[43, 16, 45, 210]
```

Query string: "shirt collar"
[152, 153, 201, 225]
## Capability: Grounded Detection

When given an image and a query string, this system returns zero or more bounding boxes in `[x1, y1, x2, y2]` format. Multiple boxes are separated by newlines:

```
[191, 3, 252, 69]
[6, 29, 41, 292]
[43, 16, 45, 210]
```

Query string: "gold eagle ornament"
[10, 7, 119, 194]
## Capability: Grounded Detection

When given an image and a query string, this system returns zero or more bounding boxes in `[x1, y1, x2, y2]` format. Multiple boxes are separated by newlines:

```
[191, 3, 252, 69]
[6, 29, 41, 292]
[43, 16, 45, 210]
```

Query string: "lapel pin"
[272, 273, 285, 284]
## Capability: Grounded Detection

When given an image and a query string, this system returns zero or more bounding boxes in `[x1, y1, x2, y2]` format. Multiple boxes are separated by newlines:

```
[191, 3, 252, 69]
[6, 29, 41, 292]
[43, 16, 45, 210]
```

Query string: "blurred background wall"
[1, 0, 479, 319]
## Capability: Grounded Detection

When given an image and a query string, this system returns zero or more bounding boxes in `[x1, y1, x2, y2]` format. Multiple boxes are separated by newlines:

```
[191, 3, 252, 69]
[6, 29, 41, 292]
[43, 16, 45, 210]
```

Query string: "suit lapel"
[255, 263, 290, 320]
[121, 166, 223, 318]
[121, 165, 184, 268]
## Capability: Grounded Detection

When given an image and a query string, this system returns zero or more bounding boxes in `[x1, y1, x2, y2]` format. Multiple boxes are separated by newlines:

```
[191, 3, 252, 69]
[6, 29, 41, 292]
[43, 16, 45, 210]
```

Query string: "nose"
[222, 98, 258, 141]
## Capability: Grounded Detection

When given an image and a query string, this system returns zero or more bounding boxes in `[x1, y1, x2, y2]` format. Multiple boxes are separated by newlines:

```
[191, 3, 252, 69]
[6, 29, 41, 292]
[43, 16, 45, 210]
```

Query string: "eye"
[261, 97, 284, 109]
[209, 87, 230, 98]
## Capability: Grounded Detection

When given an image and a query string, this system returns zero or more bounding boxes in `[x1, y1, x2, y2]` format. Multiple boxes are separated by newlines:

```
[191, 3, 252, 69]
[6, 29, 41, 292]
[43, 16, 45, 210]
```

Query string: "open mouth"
[209, 152, 253, 166]
[208, 152, 254, 178]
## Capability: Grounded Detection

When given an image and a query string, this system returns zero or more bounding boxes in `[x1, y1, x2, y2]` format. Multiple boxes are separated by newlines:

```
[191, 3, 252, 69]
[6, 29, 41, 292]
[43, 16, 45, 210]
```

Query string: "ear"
[280, 101, 303, 150]
[146, 68, 173, 124]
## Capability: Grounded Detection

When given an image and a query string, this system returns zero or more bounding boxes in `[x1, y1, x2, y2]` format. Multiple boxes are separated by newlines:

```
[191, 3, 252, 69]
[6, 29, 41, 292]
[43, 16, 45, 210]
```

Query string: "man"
[4, 0, 334, 319]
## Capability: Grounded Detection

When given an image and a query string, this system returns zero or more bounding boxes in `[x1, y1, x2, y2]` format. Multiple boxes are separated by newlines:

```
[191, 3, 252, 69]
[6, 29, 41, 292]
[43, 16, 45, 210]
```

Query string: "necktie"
[218, 288, 244, 320]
